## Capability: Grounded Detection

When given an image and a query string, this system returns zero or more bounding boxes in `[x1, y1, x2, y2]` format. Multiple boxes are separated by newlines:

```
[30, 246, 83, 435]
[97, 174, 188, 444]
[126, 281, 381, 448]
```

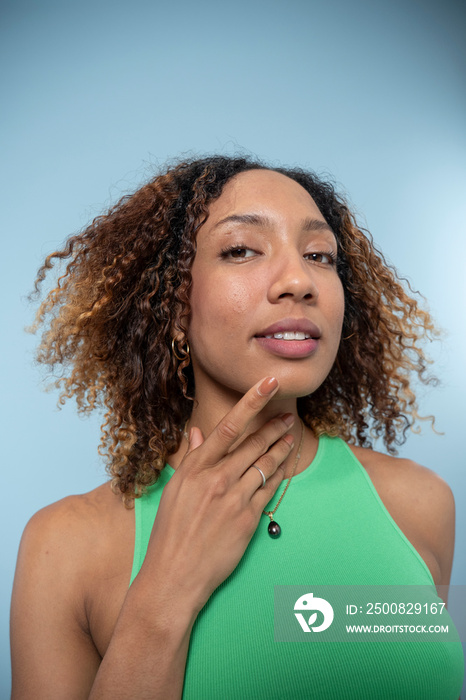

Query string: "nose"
[268, 250, 319, 303]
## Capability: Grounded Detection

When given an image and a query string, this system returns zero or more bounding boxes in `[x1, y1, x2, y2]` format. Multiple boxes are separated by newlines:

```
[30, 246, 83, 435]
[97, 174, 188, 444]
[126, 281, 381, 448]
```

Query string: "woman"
[11, 156, 464, 698]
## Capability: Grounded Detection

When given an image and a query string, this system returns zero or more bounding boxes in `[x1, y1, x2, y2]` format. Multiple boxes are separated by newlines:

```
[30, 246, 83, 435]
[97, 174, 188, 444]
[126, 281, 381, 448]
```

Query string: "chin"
[271, 366, 328, 397]
[260, 375, 323, 400]
[273, 385, 320, 400]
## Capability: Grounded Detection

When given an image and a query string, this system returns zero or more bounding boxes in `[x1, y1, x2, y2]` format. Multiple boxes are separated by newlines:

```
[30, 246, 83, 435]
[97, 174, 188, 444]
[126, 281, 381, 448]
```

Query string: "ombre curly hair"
[30, 155, 438, 503]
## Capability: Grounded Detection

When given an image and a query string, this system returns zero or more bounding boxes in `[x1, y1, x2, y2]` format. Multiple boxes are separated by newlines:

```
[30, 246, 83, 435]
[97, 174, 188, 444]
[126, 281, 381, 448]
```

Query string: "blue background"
[1, 0, 465, 695]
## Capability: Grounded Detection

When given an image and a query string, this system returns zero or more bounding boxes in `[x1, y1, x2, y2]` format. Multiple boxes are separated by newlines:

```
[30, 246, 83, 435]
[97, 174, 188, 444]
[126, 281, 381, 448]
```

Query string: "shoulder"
[12, 483, 133, 654]
[348, 444, 456, 586]
[22, 481, 123, 546]
[18, 482, 132, 593]
[11, 484, 132, 696]
[348, 443, 454, 507]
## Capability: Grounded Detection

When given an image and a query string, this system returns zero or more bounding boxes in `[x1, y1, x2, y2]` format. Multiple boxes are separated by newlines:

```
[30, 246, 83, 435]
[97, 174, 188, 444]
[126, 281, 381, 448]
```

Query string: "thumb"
[187, 426, 204, 452]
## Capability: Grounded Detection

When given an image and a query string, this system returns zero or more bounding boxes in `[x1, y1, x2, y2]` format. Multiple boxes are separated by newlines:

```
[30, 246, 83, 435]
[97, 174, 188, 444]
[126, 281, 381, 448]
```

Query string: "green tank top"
[130, 434, 464, 699]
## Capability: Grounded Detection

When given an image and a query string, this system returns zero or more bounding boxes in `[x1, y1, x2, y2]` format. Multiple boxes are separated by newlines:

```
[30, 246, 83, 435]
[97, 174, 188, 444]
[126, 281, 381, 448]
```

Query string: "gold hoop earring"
[342, 332, 355, 341]
[171, 337, 190, 361]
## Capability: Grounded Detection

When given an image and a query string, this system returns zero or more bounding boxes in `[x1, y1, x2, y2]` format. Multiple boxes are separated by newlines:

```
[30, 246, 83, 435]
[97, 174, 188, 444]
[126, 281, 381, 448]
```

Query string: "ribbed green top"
[131, 435, 464, 699]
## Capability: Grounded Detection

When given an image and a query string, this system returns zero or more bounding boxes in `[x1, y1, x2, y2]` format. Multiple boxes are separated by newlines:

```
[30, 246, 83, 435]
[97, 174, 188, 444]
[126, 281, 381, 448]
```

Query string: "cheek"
[336, 285, 346, 323]
[189, 271, 258, 333]
[323, 279, 345, 333]
[221, 281, 256, 315]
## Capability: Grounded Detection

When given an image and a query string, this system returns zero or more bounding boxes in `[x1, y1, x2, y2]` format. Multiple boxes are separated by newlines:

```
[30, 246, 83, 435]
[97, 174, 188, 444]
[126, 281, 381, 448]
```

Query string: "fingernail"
[258, 377, 278, 396]
[284, 434, 295, 447]
[281, 413, 295, 427]
[189, 427, 194, 442]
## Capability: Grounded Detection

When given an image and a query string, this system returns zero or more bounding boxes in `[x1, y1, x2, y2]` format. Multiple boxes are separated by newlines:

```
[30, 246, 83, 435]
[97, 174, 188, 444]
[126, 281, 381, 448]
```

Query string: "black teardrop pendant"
[267, 520, 281, 539]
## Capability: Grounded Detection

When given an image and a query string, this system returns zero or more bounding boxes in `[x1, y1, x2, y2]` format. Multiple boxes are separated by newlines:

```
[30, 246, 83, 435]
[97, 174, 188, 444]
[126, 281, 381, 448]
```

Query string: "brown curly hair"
[29, 155, 439, 503]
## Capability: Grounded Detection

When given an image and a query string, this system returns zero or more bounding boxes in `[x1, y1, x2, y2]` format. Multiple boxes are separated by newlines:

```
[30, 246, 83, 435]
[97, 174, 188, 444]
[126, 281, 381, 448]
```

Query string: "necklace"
[182, 418, 305, 539]
[262, 419, 304, 539]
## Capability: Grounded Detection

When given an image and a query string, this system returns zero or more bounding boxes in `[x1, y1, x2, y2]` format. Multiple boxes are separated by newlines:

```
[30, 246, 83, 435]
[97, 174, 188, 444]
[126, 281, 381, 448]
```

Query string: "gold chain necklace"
[262, 419, 304, 538]
[182, 418, 305, 539]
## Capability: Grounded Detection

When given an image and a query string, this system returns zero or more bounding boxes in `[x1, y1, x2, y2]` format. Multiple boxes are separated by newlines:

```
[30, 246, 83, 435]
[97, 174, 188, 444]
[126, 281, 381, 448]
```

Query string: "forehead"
[204, 169, 325, 224]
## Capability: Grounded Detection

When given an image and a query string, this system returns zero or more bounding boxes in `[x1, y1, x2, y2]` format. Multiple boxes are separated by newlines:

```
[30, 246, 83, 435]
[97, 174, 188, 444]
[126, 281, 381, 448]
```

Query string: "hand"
[138, 376, 294, 616]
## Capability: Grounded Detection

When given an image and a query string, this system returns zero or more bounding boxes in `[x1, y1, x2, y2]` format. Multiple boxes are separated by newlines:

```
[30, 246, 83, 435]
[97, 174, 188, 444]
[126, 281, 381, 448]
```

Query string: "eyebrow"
[213, 213, 335, 235]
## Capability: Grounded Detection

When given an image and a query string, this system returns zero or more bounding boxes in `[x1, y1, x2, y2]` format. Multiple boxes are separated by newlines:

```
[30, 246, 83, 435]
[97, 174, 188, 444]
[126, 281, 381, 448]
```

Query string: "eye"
[305, 251, 337, 265]
[220, 245, 257, 260]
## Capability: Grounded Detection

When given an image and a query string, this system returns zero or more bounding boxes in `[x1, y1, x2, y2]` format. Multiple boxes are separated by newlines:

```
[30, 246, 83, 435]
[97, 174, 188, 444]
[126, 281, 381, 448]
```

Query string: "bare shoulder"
[11, 483, 133, 699]
[348, 443, 454, 509]
[348, 444, 456, 586]
[15, 481, 132, 618]
[21, 481, 127, 564]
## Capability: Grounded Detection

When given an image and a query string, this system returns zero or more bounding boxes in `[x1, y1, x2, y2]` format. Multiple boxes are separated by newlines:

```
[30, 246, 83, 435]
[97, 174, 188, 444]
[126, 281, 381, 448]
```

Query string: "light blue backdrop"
[2, 0, 465, 695]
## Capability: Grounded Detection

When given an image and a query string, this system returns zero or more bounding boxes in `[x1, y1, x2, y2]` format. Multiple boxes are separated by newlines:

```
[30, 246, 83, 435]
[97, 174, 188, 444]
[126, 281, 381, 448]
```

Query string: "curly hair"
[29, 155, 439, 504]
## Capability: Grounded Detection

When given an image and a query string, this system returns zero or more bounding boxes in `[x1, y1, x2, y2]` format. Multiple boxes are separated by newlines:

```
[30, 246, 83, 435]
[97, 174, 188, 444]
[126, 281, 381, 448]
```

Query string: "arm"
[385, 458, 457, 592]
[11, 499, 198, 700]
[88, 572, 196, 700]
[419, 471, 456, 588]
[410, 465, 456, 597]
[351, 445, 457, 592]
[12, 377, 295, 698]
[10, 502, 101, 699]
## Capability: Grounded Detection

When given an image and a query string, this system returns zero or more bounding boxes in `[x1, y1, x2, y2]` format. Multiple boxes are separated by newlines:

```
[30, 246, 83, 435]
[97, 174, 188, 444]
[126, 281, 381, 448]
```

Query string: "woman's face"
[188, 169, 345, 400]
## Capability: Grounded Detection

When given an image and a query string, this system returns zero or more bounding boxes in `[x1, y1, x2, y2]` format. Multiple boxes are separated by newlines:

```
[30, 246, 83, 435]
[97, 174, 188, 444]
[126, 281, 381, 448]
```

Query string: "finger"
[231, 413, 294, 478]
[200, 376, 279, 465]
[187, 426, 204, 453]
[243, 433, 294, 496]
[249, 460, 290, 514]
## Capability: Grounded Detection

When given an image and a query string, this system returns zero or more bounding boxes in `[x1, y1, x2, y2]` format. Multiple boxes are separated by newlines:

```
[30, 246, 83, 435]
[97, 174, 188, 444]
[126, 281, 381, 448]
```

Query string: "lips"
[254, 317, 321, 359]
[255, 317, 321, 339]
